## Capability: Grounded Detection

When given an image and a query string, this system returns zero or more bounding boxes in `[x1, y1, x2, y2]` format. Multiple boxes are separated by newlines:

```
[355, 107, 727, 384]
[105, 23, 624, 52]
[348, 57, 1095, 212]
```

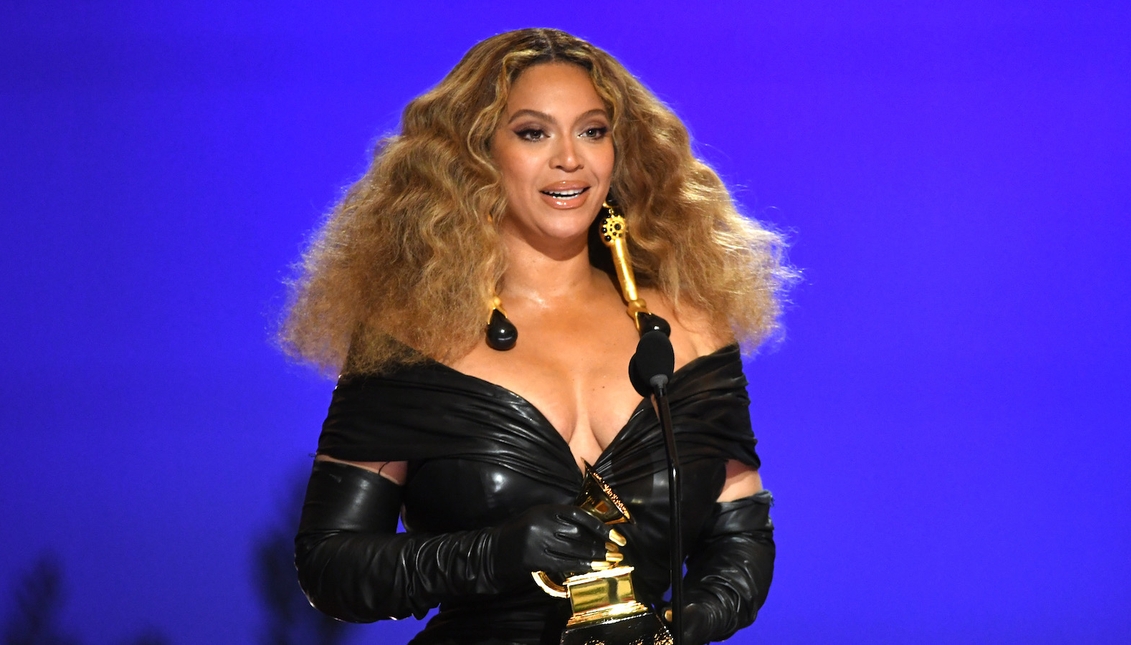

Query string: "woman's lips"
[539, 186, 590, 208]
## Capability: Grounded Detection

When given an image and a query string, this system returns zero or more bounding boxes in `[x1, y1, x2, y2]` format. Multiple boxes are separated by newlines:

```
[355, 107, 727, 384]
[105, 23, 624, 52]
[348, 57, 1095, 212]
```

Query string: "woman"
[283, 28, 790, 645]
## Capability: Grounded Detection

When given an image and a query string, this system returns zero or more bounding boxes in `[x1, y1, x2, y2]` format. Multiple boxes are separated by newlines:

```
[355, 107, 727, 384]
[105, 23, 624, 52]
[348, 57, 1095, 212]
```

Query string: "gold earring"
[599, 201, 670, 336]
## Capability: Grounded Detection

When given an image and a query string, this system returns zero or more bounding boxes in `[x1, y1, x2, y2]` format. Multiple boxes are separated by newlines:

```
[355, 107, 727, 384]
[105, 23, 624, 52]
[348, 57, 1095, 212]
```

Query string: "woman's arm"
[294, 458, 615, 622]
[674, 464, 774, 645]
[717, 460, 763, 502]
[645, 297, 774, 642]
[315, 454, 407, 484]
[295, 459, 492, 621]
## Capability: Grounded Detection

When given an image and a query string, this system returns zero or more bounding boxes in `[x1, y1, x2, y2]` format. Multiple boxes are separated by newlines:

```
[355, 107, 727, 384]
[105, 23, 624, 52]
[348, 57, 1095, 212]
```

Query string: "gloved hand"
[676, 602, 714, 645]
[667, 490, 775, 645]
[295, 459, 614, 623]
[492, 503, 616, 585]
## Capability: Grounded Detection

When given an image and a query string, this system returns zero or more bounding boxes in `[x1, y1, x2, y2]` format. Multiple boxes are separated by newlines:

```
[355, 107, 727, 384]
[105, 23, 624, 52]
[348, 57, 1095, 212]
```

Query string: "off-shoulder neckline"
[424, 343, 741, 477]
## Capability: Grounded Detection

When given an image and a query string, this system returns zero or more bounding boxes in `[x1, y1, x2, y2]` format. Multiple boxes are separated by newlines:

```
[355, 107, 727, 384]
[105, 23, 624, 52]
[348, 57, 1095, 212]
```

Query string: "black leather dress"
[314, 344, 762, 644]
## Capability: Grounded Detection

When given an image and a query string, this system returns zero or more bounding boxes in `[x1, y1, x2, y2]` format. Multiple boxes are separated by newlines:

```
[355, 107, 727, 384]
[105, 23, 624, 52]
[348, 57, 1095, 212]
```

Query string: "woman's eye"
[581, 127, 608, 139]
[515, 128, 546, 141]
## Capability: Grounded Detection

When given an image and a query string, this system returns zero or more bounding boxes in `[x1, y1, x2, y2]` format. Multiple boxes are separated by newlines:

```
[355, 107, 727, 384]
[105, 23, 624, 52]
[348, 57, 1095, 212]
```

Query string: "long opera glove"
[677, 489, 775, 645]
[295, 460, 611, 622]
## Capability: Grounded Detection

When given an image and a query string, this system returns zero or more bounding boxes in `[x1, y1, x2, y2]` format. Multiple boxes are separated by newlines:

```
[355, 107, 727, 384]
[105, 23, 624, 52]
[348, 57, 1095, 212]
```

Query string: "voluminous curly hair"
[281, 28, 793, 375]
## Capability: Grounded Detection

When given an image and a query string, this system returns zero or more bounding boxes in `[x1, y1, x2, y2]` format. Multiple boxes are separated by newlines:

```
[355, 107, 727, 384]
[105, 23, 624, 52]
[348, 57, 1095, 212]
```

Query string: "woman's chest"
[448, 330, 645, 462]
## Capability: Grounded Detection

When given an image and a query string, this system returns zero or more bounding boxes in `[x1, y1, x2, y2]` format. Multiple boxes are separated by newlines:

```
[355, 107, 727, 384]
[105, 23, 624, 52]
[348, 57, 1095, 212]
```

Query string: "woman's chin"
[503, 214, 599, 250]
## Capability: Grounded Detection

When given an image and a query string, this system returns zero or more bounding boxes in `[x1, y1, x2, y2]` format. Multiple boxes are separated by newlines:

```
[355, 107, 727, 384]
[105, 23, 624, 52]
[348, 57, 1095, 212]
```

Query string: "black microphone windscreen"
[629, 330, 675, 396]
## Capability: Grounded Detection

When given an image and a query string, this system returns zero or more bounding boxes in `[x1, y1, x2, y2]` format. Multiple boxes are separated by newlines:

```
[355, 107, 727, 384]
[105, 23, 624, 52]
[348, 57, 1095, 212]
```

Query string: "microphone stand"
[650, 374, 682, 645]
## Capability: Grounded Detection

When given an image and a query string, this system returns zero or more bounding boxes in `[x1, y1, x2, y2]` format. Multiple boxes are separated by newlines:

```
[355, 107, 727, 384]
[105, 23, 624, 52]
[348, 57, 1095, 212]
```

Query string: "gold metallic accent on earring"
[485, 294, 517, 351]
[488, 295, 506, 323]
[599, 202, 655, 332]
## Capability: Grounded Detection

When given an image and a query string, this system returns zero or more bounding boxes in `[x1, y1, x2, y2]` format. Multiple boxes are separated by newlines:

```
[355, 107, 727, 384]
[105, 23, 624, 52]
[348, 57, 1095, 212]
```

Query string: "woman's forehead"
[504, 63, 605, 117]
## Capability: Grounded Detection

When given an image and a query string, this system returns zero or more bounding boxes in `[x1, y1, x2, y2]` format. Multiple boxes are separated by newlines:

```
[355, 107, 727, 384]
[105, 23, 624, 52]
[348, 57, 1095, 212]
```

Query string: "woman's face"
[492, 63, 614, 249]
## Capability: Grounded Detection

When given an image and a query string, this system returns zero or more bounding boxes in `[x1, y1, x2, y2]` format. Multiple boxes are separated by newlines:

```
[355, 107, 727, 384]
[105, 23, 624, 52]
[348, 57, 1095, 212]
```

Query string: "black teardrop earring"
[485, 295, 517, 351]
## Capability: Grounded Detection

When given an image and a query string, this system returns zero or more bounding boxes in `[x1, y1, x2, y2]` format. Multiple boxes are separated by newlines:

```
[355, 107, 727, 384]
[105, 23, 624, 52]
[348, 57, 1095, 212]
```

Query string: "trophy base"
[559, 608, 672, 645]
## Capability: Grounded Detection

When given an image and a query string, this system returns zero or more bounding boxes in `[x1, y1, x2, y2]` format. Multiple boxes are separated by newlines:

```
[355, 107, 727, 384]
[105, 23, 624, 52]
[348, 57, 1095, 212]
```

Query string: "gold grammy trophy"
[532, 466, 672, 645]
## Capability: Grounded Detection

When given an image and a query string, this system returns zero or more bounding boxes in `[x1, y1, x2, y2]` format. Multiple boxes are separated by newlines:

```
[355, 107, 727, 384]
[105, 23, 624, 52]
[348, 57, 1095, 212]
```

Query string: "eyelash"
[514, 126, 609, 141]
[515, 128, 546, 141]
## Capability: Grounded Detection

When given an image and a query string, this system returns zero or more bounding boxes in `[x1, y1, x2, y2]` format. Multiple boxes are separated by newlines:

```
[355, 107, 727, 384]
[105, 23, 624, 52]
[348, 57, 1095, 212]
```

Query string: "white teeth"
[543, 188, 585, 198]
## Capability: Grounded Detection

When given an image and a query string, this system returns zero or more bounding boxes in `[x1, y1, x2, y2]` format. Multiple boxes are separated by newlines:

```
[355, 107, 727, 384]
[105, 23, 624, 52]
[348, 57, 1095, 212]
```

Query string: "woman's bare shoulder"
[640, 288, 734, 359]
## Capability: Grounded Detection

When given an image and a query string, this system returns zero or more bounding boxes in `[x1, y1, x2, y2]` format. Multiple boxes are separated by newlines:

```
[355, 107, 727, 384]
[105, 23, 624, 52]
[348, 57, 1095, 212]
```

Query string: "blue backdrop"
[2, 1, 1128, 643]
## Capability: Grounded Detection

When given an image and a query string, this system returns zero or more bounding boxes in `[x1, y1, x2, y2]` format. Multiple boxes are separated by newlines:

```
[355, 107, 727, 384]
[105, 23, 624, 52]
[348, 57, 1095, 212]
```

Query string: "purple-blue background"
[2, 1, 1128, 643]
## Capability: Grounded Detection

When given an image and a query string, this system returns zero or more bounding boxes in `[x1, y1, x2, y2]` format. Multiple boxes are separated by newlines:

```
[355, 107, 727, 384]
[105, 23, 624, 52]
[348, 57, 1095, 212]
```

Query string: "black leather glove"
[675, 490, 775, 645]
[494, 503, 614, 580]
[294, 459, 612, 623]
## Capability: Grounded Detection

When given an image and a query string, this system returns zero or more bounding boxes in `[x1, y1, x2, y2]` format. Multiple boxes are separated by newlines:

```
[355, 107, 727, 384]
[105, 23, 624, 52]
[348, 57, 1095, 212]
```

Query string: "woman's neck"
[499, 229, 602, 308]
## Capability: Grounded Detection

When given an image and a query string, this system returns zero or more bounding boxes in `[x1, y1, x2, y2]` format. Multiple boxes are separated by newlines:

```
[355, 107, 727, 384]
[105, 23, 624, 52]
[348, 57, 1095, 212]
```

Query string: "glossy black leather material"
[296, 460, 501, 622]
[296, 460, 619, 626]
[307, 344, 769, 644]
[680, 490, 775, 645]
[493, 504, 612, 577]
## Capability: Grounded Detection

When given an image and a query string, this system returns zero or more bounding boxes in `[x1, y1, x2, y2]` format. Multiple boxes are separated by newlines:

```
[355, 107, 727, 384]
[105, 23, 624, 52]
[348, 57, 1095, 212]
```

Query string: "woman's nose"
[551, 136, 583, 171]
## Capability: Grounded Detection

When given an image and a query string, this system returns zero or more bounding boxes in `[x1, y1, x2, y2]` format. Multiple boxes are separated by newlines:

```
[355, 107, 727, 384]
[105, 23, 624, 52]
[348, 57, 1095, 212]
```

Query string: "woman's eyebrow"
[506, 108, 608, 125]
[572, 108, 609, 124]
[507, 109, 553, 124]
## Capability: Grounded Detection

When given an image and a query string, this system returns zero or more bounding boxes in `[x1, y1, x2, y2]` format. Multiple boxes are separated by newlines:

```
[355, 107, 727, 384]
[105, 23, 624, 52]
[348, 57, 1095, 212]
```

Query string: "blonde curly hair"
[281, 28, 793, 375]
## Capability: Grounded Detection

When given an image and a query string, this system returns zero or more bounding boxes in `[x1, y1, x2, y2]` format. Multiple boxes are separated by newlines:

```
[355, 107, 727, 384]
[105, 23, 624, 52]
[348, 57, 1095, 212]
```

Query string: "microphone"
[629, 329, 683, 645]
[629, 330, 675, 396]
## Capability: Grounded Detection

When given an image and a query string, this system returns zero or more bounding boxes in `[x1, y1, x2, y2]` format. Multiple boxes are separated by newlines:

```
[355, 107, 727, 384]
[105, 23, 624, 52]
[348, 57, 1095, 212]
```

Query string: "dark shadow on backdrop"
[1, 554, 167, 645]
[252, 466, 354, 645]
